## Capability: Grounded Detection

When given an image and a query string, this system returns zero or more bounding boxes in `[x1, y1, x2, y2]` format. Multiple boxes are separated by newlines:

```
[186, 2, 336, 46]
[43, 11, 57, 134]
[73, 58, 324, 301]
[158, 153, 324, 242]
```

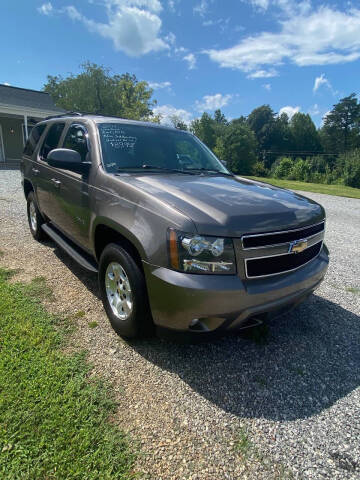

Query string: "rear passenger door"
[22, 123, 46, 192]
[35, 122, 65, 220]
[49, 123, 93, 251]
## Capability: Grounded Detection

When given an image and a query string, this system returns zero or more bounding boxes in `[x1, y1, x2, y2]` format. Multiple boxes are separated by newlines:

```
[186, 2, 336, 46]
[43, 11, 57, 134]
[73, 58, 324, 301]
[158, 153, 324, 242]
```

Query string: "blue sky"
[1, 0, 360, 126]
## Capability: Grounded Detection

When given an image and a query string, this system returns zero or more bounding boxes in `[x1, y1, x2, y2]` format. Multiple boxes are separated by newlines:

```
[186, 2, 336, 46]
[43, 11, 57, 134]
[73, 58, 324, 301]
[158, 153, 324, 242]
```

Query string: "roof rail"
[44, 111, 83, 120]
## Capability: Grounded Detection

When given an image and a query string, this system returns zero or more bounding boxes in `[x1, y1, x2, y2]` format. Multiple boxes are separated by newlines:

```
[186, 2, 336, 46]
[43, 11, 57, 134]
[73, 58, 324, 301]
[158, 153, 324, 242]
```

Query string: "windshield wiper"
[116, 165, 196, 174]
[185, 168, 233, 176]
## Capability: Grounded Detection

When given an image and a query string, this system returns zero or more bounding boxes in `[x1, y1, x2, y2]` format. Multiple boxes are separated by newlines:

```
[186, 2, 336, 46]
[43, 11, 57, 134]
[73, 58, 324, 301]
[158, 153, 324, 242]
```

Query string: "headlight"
[168, 230, 236, 274]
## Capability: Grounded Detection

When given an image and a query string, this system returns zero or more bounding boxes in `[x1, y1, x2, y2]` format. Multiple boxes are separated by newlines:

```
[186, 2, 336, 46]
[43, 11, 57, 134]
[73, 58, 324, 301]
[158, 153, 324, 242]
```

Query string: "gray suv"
[21, 113, 329, 338]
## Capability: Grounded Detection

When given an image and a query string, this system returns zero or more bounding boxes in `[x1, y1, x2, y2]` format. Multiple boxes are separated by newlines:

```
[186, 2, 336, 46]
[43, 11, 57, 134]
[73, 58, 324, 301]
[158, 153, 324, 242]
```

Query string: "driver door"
[49, 123, 93, 251]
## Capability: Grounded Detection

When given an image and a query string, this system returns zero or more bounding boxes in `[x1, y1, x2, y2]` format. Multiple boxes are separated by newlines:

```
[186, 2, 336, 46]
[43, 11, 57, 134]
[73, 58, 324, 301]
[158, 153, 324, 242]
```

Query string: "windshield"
[98, 122, 230, 175]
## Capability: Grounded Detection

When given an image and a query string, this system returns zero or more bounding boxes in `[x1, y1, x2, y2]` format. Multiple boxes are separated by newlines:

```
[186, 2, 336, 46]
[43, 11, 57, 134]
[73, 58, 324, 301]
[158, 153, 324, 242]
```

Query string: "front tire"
[27, 191, 46, 241]
[98, 243, 153, 338]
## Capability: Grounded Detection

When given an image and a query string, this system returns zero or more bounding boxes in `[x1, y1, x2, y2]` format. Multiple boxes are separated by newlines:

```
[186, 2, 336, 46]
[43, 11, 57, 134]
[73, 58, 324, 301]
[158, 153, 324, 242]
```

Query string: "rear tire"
[98, 243, 154, 338]
[27, 191, 46, 241]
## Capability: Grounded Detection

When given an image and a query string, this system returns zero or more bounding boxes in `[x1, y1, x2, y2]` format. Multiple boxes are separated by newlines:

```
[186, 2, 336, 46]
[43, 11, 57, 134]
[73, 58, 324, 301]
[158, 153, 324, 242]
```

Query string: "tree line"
[44, 62, 360, 189]
[172, 94, 360, 189]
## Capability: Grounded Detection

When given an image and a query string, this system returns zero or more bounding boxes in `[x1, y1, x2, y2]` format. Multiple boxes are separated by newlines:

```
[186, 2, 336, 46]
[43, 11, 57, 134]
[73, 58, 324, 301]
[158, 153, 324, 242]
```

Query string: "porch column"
[24, 114, 28, 141]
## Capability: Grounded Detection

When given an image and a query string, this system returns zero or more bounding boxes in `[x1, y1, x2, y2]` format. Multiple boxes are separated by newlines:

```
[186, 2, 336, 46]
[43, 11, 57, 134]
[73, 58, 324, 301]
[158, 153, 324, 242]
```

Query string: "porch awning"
[0, 102, 64, 120]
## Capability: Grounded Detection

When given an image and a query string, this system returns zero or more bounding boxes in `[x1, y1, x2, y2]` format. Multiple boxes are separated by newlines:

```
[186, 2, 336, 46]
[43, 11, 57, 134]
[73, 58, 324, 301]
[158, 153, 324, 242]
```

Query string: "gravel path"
[0, 170, 359, 479]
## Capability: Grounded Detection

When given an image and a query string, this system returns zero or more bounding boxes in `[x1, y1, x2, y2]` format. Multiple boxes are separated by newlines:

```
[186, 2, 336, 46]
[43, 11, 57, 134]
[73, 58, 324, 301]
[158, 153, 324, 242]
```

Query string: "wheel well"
[23, 179, 33, 199]
[94, 225, 143, 269]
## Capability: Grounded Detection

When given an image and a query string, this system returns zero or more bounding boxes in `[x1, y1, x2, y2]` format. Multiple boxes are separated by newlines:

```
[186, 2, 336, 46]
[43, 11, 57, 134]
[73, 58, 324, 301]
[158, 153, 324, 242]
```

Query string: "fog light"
[183, 259, 233, 273]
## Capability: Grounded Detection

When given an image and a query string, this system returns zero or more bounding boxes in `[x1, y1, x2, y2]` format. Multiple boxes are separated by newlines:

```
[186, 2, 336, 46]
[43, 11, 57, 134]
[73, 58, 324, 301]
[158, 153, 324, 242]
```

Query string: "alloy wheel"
[105, 262, 133, 320]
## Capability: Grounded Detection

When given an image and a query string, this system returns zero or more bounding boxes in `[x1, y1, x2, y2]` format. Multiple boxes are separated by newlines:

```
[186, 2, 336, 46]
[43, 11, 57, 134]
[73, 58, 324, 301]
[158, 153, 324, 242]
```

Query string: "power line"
[262, 150, 339, 156]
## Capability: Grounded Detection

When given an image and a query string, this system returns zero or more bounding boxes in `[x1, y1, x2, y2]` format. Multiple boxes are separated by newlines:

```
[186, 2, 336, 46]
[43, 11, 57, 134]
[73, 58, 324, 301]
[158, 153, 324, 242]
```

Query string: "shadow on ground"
[51, 240, 359, 422]
[53, 245, 100, 299]
[131, 295, 360, 421]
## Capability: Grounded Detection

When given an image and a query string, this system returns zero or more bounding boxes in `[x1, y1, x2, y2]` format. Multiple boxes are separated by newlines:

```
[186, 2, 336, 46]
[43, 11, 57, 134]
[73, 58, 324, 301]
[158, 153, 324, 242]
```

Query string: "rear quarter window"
[23, 124, 46, 156]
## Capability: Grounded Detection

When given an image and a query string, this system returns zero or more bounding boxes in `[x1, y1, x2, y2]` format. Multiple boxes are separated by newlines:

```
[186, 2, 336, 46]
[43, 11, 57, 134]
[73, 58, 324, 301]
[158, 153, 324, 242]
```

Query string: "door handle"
[32, 168, 40, 175]
[51, 178, 61, 188]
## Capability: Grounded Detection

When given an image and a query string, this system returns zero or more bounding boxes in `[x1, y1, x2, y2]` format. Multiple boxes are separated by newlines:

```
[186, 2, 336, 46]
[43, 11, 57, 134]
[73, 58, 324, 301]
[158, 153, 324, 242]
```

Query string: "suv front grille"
[242, 222, 325, 249]
[245, 242, 322, 278]
[239, 221, 325, 279]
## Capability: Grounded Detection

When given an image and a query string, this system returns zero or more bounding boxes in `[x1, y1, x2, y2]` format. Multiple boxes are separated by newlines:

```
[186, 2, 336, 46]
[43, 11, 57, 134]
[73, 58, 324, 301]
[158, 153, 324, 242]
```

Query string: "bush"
[252, 161, 269, 177]
[265, 151, 360, 188]
[341, 150, 360, 188]
[272, 157, 293, 179]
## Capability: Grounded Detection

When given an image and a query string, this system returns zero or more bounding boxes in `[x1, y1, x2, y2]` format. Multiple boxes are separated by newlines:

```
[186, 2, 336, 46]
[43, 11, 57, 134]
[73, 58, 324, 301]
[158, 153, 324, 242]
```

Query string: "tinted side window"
[40, 123, 65, 160]
[23, 124, 46, 156]
[63, 125, 89, 162]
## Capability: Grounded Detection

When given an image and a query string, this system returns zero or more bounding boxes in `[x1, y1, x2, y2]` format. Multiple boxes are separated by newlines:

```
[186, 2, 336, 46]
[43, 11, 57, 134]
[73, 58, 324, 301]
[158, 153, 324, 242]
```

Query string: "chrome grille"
[239, 221, 325, 279]
[242, 221, 325, 249]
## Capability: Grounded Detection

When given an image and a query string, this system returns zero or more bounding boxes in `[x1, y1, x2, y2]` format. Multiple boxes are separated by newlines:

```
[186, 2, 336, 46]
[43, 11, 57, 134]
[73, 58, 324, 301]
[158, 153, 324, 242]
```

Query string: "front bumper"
[143, 245, 329, 333]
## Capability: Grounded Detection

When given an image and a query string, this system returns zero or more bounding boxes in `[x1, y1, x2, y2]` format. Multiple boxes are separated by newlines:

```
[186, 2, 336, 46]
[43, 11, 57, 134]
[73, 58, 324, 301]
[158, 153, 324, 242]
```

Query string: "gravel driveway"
[0, 170, 359, 479]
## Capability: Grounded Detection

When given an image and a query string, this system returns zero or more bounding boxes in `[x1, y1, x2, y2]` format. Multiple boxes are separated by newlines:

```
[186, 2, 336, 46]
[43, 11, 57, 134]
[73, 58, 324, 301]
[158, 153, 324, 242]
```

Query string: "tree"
[169, 114, 188, 130]
[272, 113, 294, 153]
[44, 62, 156, 120]
[231, 116, 247, 125]
[320, 93, 360, 153]
[247, 105, 276, 152]
[290, 113, 321, 155]
[214, 109, 228, 125]
[214, 122, 257, 174]
[190, 113, 217, 150]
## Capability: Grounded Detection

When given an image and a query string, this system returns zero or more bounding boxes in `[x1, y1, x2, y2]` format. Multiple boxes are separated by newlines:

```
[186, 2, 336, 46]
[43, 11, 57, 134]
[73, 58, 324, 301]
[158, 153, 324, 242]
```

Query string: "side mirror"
[47, 148, 85, 170]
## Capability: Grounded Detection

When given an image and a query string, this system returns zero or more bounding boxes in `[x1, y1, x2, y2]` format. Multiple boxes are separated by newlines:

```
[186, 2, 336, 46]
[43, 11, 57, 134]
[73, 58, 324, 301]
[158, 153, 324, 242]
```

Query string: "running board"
[42, 224, 98, 273]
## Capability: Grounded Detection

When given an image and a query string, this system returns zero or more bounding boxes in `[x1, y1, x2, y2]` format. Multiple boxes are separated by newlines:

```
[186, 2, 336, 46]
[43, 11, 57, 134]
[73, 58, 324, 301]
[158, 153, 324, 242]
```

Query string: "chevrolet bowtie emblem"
[289, 239, 308, 254]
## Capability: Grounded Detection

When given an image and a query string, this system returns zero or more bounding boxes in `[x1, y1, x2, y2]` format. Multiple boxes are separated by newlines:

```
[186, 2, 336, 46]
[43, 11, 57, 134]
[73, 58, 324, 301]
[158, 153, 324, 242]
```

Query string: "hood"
[122, 174, 325, 237]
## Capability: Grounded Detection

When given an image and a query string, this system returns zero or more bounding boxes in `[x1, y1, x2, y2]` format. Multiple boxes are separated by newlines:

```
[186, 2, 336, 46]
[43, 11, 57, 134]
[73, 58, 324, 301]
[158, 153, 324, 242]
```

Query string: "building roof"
[0, 84, 64, 112]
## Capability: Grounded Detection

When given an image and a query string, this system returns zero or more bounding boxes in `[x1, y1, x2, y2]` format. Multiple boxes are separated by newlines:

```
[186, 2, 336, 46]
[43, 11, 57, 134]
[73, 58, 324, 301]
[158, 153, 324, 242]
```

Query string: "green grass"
[24, 276, 55, 302]
[346, 287, 360, 295]
[88, 321, 99, 329]
[245, 176, 360, 199]
[235, 428, 252, 458]
[0, 268, 136, 479]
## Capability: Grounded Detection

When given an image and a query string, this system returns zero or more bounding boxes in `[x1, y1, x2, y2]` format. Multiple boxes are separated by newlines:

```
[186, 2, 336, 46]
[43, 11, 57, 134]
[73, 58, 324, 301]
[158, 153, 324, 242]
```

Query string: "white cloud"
[183, 53, 196, 69]
[322, 110, 331, 125]
[61, 1, 168, 56]
[263, 83, 271, 91]
[247, 0, 270, 10]
[168, 0, 176, 12]
[148, 81, 172, 89]
[64, 6, 82, 21]
[203, 18, 221, 27]
[164, 32, 176, 45]
[313, 73, 332, 93]
[195, 93, 232, 111]
[205, 6, 360, 75]
[247, 69, 278, 79]
[107, 0, 163, 13]
[244, 0, 311, 15]
[193, 0, 209, 17]
[153, 105, 193, 125]
[3, 82, 11, 86]
[279, 106, 300, 119]
[37, 2, 53, 15]
[308, 104, 320, 116]
[175, 46, 186, 54]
